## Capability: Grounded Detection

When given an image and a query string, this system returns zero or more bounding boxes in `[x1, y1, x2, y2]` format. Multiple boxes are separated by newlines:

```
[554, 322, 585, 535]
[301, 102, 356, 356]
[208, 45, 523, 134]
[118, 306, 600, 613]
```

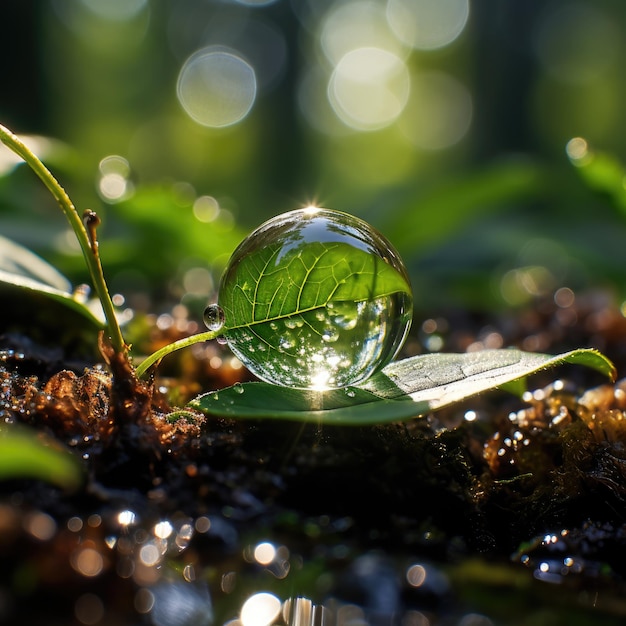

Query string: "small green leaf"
[189, 348, 615, 425]
[0, 235, 104, 333]
[0, 426, 83, 491]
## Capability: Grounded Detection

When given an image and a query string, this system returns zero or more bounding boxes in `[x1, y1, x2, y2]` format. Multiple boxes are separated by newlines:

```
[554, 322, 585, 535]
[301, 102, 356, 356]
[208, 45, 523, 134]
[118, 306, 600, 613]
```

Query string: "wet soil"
[2, 291, 626, 625]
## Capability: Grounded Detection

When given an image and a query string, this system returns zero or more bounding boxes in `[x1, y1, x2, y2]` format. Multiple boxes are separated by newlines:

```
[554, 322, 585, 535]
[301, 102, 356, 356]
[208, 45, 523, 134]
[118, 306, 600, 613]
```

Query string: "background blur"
[2, 0, 626, 319]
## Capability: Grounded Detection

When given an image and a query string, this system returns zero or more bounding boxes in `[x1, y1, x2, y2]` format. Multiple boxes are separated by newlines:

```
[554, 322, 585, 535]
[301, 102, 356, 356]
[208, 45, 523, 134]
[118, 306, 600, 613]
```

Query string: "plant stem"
[0, 124, 126, 355]
[135, 330, 220, 378]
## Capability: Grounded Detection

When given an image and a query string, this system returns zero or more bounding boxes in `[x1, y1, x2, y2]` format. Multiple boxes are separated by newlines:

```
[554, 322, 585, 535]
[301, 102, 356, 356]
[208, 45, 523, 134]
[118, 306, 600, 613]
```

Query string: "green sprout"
[0, 123, 617, 425]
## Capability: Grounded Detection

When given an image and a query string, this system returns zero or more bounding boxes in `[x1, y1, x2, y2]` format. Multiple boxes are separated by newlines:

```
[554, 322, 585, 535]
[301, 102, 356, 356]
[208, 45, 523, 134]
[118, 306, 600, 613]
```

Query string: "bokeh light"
[240, 592, 282, 626]
[320, 1, 406, 66]
[98, 155, 133, 202]
[328, 47, 410, 131]
[177, 48, 257, 128]
[386, 0, 470, 51]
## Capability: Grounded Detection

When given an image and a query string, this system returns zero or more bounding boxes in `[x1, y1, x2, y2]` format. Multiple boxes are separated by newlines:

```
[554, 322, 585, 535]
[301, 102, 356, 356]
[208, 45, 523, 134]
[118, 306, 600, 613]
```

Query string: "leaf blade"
[190, 348, 615, 425]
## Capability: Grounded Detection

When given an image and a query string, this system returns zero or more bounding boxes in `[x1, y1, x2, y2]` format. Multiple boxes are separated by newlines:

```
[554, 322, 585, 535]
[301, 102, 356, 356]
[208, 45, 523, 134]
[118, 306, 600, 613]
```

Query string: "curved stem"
[135, 330, 220, 379]
[0, 124, 126, 355]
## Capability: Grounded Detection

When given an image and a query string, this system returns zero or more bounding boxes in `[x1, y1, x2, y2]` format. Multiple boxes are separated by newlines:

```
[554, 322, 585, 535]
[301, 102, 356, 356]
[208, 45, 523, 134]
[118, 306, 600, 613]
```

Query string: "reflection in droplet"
[218, 208, 412, 389]
[328, 47, 410, 131]
[177, 48, 257, 128]
[386, 0, 470, 51]
[204, 305, 225, 332]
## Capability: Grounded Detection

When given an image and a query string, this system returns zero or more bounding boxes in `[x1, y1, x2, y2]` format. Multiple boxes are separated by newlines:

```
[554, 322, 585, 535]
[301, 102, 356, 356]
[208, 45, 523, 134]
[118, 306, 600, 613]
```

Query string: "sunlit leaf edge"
[0, 268, 104, 328]
[189, 348, 615, 426]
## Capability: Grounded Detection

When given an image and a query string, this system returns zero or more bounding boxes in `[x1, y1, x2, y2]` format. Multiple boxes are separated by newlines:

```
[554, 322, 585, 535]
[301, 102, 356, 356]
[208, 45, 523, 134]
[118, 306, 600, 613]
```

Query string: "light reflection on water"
[62, 506, 501, 626]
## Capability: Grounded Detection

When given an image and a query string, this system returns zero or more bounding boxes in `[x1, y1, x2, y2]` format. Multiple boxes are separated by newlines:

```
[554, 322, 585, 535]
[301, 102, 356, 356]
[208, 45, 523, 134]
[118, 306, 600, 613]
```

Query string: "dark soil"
[2, 290, 626, 625]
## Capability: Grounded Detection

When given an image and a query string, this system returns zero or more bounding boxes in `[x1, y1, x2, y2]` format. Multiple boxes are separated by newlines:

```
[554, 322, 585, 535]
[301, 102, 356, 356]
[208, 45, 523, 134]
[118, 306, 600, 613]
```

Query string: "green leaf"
[189, 348, 615, 425]
[0, 426, 83, 491]
[220, 241, 411, 330]
[379, 158, 546, 253]
[0, 234, 104, 332]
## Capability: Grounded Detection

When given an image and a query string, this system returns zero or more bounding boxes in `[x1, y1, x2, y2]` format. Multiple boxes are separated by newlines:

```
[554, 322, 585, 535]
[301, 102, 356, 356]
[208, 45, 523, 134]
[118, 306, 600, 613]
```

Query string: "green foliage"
[0, 234, 103, 329]
[103, 184, 244, 286]
[0, 426, 83, 490]
[0, 124, 619, 428]
[379, 158, 546, 254]
[190, 348, 615, 425]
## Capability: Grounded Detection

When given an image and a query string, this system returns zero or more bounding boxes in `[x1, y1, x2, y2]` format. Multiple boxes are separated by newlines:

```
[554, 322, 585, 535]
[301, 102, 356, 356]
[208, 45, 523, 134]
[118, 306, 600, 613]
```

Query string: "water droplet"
[216, 335, 228, 345]
[204, 304, 225, 331]
[345, 388, 356, 398]
[217, 207, 413, 389]
[233, 383, 245, 395]
[322, 328, 339, 343]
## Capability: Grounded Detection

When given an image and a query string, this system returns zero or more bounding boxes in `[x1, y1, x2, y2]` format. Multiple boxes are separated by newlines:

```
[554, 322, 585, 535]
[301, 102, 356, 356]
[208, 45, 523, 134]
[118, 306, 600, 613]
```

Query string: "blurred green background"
[2, 0, 626, 318]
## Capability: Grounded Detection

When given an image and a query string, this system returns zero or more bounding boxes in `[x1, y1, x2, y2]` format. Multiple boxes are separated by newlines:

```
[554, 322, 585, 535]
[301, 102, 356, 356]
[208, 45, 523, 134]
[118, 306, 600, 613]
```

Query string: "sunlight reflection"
[565, 137, 590, 164]
[177, 47, 257, 128]
[386, 0, 469, 51]
[320, 1, 406, 66]
[98, 155, 133, 202]
[254, 541, 277, 565]
[310, 369, 332, 391]
[328, 47, 410, 131]
[241, 592, 282, 626]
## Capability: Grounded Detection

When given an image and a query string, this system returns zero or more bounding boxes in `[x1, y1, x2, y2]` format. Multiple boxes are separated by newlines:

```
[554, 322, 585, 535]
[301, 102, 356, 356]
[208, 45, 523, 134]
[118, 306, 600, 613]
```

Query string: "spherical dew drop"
[204, 304, 225, 332]
[216, 207, 413, 390]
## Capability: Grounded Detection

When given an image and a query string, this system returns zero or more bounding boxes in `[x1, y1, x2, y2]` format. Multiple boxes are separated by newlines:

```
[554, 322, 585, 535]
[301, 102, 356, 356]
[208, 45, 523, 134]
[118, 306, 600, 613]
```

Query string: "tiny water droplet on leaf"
[203, 304, 225, 332]
[217, 207, 413, 389]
